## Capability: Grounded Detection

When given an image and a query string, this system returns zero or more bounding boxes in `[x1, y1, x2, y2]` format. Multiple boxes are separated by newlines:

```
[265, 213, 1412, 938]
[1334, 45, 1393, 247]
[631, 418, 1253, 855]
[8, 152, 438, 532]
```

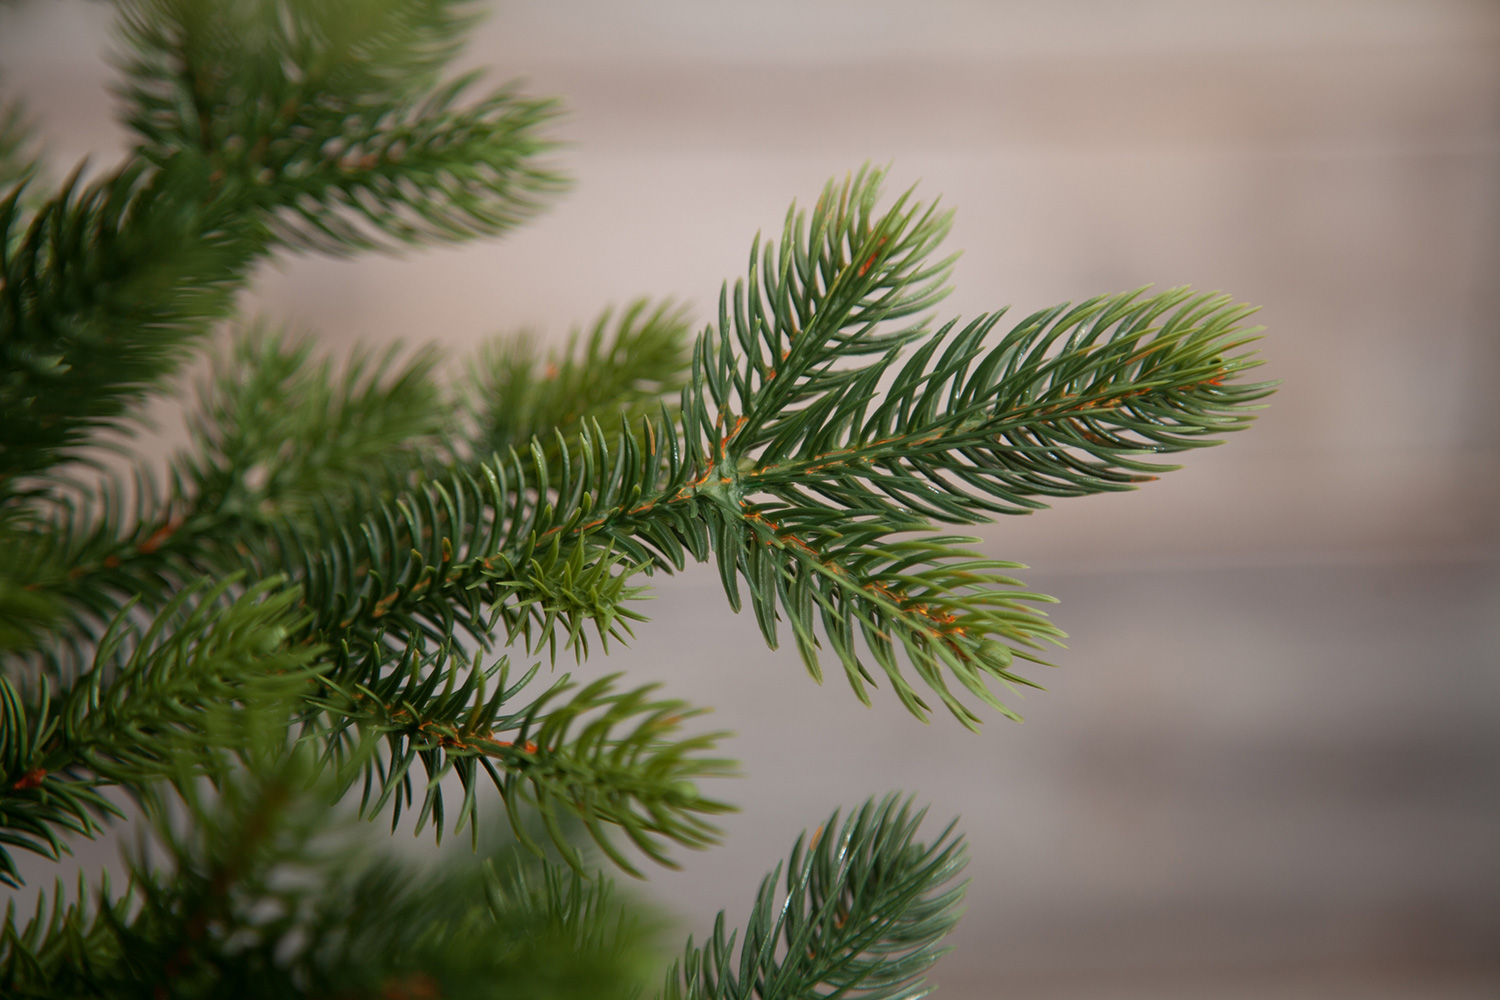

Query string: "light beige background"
[2, 2, 1498, 997]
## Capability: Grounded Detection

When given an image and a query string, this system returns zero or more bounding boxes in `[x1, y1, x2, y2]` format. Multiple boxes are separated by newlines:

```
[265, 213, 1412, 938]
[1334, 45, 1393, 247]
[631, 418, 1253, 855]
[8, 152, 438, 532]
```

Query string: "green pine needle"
[116, 0, 566, 253]
[309, 647, 737, 874]
[0, 576, 319, 885]
[659, 795, 968, 1000]
[0, 754, 662, 998]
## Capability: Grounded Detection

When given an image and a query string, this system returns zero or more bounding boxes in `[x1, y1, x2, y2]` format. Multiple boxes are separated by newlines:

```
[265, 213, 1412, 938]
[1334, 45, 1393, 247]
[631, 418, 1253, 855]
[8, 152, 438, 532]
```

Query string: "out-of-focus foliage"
[0, 99, 42, 197]
[0, 754, 663, 999]
[662, 796, 968, 1000]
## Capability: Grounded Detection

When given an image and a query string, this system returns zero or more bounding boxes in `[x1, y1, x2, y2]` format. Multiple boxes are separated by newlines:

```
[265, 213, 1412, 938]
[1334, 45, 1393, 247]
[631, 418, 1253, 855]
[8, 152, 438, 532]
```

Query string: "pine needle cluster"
[0, 1, 1272, 996]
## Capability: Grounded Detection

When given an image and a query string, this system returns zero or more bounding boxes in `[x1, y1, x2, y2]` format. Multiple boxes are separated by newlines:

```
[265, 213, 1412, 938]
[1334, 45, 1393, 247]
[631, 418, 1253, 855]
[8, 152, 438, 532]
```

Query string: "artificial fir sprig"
[116, 0, 565, 253]
[0, 0, 1273, 992]
[2, 766, 965, 1000]
[1, 0, 563, 489]
[216, 169, 1269, 731]
[465, 298, 693, 464]
[660, 795, 968, 1000]
[0, 167, 1267, 880]
[185, 327, 447, 519]
[8, 301, 689, 662]
[308, 647, 735, 873]
[2, 329, 447, 667]
[0, 577, 318, 886]
[0, 751, 664, 999]
[1, 299, 731, 876]
[0, 99, 40, 200]
[3, 170, 1269, 868]
[0, 159, 257, 485]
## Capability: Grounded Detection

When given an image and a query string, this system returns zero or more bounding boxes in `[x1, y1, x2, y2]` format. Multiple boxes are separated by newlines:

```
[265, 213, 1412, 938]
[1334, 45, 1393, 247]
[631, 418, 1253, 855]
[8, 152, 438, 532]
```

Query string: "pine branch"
[0, 98, 43, 200]
[0, 466, 216, 677]
[0, 871, 134, 996]
[117, 0, 481, 146]
[259, 77, 565, 253]
[659, 795, 967, 1000]
[734, 291, 1271, 519]
[0, 0, 1277, 981]
[0, 577, 319, 885]
[1, 164, 1269, 898]
[0, 755, 660, 998]
[299, 855, 658, 1000]
[1, 0, 563, 486]
[723, 521, 1062, 729]
[259, 422, 672, 657]
[255, 170, 1267, 729]
[309, 644, 736, 875]
[182, 324, 447, 519]
[0, 158, 257, 485]
[710, 165, 959, 452]
[466, 298, 693, 464]
[0, 575, 60, 655]
[3, 310, 718, 869]
[1, 327, 446, 665]
[116, 0, 566, 253]
[7, 298, 683, 659]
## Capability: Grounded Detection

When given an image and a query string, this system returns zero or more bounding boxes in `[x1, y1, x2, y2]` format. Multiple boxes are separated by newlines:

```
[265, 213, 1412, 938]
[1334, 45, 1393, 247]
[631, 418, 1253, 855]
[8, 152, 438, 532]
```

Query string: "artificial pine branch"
[0, 99, 41, 198]
[4, 171, 1267, 874]
[188, 171, 1266, 733]
[116, 0, 565, 253]
[309, 655, 736, 872]
[464, 299, 693, 465]
[185, 326, 448, 517]
[10, 300, 688, 658]
[0, 578, 318, 885]
[660, 796, 968, 1000]
[1, 327, 447, 666]
[0, 159, 258, 485]
[1, 752, 661, 998]
[2, 0, 563, 488]
[0, 1, 1273, 993]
